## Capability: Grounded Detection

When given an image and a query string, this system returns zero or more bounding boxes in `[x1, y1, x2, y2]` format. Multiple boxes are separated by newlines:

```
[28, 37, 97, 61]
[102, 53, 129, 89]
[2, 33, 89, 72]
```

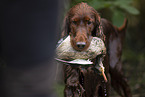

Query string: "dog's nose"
[76, 42, 86, 49]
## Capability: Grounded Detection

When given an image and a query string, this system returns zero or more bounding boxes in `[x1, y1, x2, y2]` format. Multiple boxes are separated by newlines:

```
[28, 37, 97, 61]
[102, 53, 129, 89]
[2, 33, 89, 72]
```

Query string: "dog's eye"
[72, 21, 77, 25]
[87, 21, 92, 25]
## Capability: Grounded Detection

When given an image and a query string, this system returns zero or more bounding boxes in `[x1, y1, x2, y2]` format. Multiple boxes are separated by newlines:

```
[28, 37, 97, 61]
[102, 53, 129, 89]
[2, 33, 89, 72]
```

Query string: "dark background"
[0, 0, 64, 97]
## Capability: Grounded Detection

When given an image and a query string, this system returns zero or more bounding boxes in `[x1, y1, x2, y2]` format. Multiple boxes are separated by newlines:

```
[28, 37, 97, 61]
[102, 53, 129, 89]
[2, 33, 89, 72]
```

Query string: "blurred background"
[55, 0, 145, 97]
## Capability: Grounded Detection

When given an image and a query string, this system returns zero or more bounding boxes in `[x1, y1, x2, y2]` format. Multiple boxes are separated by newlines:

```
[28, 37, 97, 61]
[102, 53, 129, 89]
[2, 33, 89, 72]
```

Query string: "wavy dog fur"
[61, 2, 132, 97]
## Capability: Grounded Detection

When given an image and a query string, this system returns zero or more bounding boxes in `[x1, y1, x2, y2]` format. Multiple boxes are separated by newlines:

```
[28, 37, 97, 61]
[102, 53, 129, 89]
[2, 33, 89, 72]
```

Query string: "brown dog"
[109, 19, 132, 97]
[61, 2, 131, 97]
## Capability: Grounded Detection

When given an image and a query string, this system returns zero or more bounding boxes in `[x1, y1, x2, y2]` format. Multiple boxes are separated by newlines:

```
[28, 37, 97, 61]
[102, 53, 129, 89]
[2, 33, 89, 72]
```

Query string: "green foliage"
[70, 0, 140, 27]
[112, 9, 125, 27]
[54, 83, 64, 97]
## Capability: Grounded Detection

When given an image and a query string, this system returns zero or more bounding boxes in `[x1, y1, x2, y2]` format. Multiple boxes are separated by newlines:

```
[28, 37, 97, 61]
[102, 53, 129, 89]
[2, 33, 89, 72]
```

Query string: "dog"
[109, 19, 132, 97]
[61, 2, 132, 97]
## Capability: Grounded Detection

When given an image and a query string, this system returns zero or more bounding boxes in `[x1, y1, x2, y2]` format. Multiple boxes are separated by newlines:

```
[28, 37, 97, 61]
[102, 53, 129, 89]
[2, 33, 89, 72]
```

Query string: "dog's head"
[62, 2, 104, 51]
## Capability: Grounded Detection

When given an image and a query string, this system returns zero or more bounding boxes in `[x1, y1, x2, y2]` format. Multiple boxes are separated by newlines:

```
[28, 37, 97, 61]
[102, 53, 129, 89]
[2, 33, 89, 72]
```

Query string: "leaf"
[114, 0, 132, 6]
[88, 1, 113, 10]
[119, 4, 140, 15]
[112, 0, 140, 15]
[112, 10, 125, 27]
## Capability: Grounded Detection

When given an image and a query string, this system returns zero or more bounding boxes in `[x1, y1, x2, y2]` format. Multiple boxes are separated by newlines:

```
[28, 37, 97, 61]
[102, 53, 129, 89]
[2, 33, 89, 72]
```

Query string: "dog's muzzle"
[76, 42, 86, 49]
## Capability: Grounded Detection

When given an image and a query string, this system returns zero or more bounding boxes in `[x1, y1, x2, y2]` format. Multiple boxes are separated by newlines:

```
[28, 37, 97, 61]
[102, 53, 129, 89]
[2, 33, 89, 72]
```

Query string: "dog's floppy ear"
[61, 15, 70, 38]
[92, 11, 105, 41]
